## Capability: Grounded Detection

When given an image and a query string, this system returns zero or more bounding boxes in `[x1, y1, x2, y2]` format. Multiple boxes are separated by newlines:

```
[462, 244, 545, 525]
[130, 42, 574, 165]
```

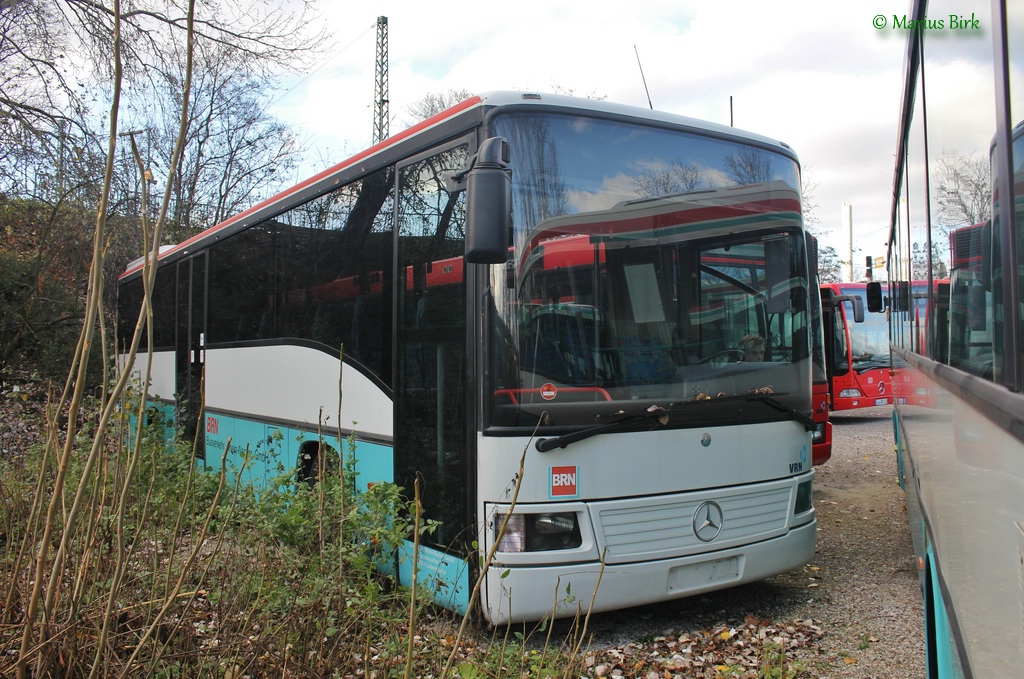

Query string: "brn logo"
[550, 466, 578, 497]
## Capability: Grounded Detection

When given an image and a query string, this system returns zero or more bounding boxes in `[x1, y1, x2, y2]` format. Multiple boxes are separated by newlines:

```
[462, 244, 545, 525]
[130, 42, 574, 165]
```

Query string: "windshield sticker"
[541, 383, 557, 400]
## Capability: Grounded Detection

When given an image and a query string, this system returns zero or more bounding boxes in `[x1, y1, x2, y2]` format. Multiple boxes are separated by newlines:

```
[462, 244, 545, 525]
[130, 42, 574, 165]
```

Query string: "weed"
[757, 639, 806, 679]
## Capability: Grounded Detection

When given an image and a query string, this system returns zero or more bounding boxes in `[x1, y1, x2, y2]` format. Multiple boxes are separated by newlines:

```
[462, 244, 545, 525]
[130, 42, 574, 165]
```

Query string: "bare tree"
[0, 1, 82, 137]
[797, 167, 843, 282]
[723, 146, 774, 185]
[934, 150, 990, 230]
[801, 166, 820, 229]
[404, 89, 473, 125]
[144, 39, 305, 241]
[633, 160, 709, 197]
[0, 0, 328, 380]
[816, 243, 843, 284]
[912, 241, 948, 280]
[1, 1, 324, 185]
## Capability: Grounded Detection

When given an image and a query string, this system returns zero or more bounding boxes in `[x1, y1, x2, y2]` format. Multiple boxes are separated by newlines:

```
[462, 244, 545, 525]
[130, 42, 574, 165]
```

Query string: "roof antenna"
[634, 45, 653, 109]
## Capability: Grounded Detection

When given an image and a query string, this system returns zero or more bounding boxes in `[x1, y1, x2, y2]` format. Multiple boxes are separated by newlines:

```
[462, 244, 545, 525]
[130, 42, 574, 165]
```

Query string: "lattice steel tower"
[373, 16, 389, 143]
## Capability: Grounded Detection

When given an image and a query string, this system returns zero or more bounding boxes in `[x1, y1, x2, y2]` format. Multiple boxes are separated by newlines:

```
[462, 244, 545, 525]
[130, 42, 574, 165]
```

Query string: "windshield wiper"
[744, 393, 817, 431]
[535, 405, 674, 452]
[853, 357, 890, 370]
[534, 393, 816, 452]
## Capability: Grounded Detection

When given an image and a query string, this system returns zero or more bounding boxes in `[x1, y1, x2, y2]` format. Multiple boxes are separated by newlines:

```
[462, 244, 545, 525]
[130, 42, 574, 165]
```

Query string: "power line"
[265, 22, 376, 112]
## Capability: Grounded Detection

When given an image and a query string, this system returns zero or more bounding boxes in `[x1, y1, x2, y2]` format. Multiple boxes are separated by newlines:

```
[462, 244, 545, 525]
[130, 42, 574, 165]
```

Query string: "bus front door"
[175, 252, 207, 461]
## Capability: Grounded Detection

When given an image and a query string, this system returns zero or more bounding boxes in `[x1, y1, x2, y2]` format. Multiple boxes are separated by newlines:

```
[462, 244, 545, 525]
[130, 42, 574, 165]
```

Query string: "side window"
[207, 225, 273, 343]
[151, 266, 177, 350]
[116, 277, 143, 353]
[203, 167, 395, 382]
[118, 267, 176, 352]
[948, 222, 994, 379]
[276, 167, 395, 379]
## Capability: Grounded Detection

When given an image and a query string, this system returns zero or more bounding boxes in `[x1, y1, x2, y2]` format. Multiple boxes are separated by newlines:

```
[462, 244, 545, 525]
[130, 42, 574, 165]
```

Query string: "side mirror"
[832, 293, 866, 323]
[849, 296, 865, 323]
[463, 137, 512, 264]
[866, 281, 883, 313]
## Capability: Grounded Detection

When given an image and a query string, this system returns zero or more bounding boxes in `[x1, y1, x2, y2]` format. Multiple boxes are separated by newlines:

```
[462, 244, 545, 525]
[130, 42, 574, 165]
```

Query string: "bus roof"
[119, 90, 797, 281]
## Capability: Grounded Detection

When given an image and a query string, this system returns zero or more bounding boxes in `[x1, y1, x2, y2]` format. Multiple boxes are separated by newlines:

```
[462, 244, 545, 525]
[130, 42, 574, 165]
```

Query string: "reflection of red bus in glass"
[947, 222, 991, 379]
[519, 233, 832, 465]
[891, 278, 949, 407]
[820, 282, 890, 410]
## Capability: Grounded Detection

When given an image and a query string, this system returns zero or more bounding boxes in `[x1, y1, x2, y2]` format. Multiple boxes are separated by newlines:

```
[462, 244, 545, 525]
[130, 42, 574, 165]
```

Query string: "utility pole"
[373, 16, 389, 144]
[842, 202, 853, 282]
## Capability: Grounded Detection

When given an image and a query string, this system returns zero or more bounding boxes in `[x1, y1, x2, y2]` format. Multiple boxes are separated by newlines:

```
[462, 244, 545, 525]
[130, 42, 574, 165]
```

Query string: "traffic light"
[865, 255, 873, 281]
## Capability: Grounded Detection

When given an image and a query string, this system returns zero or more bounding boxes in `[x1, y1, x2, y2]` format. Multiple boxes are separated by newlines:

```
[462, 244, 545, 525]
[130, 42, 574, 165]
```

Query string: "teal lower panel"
[398, 541, 471, 617]
[126, 401, 176, 450]
[893, 409, 906, 489]
[928, 552, 966, 679]
[202, 411, 393, 491]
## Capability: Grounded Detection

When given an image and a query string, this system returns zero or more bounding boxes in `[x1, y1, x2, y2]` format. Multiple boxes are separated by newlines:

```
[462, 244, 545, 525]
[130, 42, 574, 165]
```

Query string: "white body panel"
[476, 421, 811, 503]
[123, 345, 392, 440]
[897, 370, 1024, 675]
[204, 345, 392, 439]
[133, 350, 176, 402]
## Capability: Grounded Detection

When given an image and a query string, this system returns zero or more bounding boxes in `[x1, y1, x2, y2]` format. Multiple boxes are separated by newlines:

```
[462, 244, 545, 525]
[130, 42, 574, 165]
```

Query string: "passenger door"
[393, 141, 470, 549]
[175, 252, 207, 460]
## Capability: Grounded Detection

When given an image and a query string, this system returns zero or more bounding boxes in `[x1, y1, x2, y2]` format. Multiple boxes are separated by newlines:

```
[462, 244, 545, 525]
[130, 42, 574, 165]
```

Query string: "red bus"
[807, 238, 832, 465]
[820, 282, 890, 410]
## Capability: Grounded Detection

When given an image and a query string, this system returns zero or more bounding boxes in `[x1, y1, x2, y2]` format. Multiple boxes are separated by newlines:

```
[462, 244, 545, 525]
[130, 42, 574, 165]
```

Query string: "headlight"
[838, 388, 863, 398]
[812, 422, 826, 443]
[795, 479, 813, 514]
[494, 512, 582, 552]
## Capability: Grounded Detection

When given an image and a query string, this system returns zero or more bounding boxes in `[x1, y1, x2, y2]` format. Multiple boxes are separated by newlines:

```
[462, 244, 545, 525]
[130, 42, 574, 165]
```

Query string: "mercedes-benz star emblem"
[877, 381, 886, 395]
[692, 500, 724, 542]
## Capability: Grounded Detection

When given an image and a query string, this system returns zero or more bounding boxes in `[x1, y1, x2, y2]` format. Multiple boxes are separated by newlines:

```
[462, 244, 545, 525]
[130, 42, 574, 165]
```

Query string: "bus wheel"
[297, 440, 336, 487]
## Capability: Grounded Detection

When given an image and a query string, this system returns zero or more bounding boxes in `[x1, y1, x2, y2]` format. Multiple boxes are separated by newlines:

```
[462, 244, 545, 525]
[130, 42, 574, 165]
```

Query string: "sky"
[266, 0, 1004, 277]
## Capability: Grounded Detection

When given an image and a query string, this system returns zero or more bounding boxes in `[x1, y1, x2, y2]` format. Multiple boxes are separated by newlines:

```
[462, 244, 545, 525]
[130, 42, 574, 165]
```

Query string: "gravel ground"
[803, 407, 925, 678]
[528, 405, 927, 678]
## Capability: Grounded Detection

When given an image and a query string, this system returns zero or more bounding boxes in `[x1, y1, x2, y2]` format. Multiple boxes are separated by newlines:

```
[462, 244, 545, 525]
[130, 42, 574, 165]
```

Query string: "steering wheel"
[696, 349, 745, 366]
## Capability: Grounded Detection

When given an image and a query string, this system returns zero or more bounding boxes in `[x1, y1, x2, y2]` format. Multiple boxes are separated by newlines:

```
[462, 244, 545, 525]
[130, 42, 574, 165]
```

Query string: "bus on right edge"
[880, 1, 1023, 677]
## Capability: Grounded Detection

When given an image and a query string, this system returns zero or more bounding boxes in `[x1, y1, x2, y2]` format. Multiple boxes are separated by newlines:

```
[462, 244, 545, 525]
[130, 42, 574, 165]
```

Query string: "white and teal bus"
[117, 91, 821, 624]
[879, 0, 1023, 675]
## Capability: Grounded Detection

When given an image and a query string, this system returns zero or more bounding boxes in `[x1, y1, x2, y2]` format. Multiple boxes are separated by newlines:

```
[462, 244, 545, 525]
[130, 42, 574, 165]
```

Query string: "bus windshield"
[486, 112, 811, 431]
[837, 285, 889, 371]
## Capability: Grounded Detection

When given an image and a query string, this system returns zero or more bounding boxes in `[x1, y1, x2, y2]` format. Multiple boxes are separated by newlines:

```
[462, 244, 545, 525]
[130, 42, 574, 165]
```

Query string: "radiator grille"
[594, 484, 793, 563]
